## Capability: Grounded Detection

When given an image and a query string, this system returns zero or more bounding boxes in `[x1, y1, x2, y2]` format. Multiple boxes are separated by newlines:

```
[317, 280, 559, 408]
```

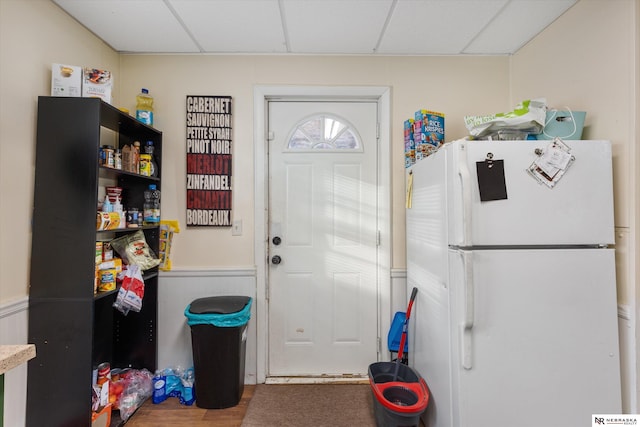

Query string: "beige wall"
[0, 0, 636, 311]
[117, 54, 509, 272]
[0, 0, 121, 303]
[512, 0, 635, 228]
[1, 0, 510, 304]
[511, 0, 637, 307]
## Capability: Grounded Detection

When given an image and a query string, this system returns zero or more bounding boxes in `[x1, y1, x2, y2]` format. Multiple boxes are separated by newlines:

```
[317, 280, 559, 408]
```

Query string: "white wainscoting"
[0, 296, 29, 427]
[618, 304, 637, 413]
[390, 268, 408, 312]
[159, 268, 407, 382]
[4, 270, 634, 426]
[158, 268, 257, 383]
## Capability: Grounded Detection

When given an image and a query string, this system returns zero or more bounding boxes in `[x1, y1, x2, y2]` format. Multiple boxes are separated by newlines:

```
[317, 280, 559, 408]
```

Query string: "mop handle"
[396, 287, 418, 361]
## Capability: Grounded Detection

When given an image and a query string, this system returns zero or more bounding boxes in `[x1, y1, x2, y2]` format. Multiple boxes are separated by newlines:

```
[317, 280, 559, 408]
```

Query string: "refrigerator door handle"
[457, 143, 472, 246]
[461, 250, 474, 370]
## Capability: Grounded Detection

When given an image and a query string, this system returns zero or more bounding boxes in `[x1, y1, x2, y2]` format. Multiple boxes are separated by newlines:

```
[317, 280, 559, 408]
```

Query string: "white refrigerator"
[406, 139, 622, 427]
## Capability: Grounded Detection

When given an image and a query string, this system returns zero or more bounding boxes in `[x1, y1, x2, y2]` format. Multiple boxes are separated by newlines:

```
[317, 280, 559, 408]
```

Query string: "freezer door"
[446, 248, 621, 427]
[446, 139, 615, 246]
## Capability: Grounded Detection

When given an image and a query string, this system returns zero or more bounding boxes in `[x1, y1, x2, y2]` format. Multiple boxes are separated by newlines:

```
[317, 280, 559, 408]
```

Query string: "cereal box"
[83, 68, 113, 104]
[404, 118, 415, 168]
[51, 63, 82, 97]
[414, 109, 445, 159]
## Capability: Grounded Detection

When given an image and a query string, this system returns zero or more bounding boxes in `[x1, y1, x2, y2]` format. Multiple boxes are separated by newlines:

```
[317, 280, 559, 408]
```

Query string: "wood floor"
[125, 385, 255, 427]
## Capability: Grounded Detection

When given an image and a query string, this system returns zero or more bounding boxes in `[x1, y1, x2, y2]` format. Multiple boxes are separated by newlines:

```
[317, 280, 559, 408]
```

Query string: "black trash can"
[184, 295, 252, 409]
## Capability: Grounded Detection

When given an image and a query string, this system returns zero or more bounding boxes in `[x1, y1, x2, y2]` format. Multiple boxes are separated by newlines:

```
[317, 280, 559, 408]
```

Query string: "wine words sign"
[186, 95, 232, 226]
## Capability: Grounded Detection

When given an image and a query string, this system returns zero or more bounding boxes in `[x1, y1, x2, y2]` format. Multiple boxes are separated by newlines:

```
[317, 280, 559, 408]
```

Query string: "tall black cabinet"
[27, 97, 162, 426]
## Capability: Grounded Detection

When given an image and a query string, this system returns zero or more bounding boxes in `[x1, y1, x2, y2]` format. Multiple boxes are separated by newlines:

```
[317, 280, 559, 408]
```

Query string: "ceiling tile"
[378, 0, 509, 55]
[50, 0, 578, 55]
[52, 0, 200, 53]
[169, 0, 287, 53]
[463, 0, 577, 54]
[282, 0, 394, 54]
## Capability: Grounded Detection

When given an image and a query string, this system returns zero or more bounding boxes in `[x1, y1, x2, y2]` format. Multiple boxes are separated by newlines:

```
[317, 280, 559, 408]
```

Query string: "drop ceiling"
[52, 0, 577, 55]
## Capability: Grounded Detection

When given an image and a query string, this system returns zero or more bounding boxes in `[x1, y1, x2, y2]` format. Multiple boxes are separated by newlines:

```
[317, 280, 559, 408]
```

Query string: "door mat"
[241, 384, 376, 427]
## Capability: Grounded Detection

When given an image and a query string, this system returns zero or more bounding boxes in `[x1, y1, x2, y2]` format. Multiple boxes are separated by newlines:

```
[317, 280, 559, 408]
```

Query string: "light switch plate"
[232, 220, 242, 236]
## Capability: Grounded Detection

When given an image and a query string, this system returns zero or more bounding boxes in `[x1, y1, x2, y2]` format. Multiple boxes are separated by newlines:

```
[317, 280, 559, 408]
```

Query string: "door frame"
[253, 85, 392, 383]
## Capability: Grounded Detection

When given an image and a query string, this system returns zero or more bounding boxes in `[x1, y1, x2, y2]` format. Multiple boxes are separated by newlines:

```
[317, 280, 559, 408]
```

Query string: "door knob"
[271, 255, 282, 265]
[272, 236, 282, 245]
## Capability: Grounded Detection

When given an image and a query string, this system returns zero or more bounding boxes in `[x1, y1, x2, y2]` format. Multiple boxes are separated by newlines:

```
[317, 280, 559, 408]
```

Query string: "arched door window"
[285, 114, 362, 152]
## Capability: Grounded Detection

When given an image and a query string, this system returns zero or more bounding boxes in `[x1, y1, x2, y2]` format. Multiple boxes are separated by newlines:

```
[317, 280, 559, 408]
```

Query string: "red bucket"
[368, 362, 429, 427]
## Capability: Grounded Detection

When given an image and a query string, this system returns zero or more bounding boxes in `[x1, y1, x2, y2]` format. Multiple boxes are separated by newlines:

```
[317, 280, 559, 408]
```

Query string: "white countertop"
[0, 345, 36, 375]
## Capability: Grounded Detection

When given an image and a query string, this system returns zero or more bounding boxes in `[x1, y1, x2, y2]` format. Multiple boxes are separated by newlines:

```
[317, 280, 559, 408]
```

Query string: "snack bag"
[464, 98, 547, 139]
[159, 220, 180, 271]
[113, 265, 145, 315]
[118, 369, 153, 422]
[110, 230, 160, 270]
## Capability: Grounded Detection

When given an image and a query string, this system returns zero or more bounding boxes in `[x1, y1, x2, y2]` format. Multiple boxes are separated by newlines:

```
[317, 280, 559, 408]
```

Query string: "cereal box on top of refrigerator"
[404, 118, 415, 168]
[414, 109, 445, 160]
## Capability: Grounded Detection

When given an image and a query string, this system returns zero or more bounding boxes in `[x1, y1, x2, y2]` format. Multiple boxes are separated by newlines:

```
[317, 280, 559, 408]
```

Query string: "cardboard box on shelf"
[83, 68, 113, 104]
[51, 63, 82, 97]
[91, 403, 111, 427]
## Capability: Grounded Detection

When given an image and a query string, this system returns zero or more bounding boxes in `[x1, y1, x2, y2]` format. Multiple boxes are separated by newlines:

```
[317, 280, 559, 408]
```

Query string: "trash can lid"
[188, 296, 251, 315]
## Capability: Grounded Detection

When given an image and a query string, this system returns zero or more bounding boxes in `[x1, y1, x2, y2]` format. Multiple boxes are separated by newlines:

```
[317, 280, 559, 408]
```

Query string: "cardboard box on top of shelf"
[51, 63, 82, 97]
[83, 68, 113, 104]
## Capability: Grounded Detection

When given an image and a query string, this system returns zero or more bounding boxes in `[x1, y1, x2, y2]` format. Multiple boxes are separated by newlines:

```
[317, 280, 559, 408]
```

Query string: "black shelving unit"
[26, 97, 162, 426]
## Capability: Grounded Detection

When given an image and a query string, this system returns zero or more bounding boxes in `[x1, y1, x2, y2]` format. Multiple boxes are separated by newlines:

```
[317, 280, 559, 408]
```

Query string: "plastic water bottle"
[180, 369, 196, 406]
[143, 184, 160, 225]
[136, 88, 154, 126]
[144, 140, 158, 177]
[152, 370, 167, 404]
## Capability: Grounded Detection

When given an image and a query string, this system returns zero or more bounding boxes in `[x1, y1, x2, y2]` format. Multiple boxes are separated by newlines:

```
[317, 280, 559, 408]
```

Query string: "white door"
[267, 101, 379, 376]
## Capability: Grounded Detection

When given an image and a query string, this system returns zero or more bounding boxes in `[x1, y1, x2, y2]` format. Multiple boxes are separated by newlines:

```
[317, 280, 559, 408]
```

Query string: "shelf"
[99, 165, 160, 182]
[95, 289, 118, 301]
[96, 225, 159, 235]
[27, 96, 161, 427]
[143, 269, 159, 281]
[97, 99, 159, 137]
[94, 269, 157, 302]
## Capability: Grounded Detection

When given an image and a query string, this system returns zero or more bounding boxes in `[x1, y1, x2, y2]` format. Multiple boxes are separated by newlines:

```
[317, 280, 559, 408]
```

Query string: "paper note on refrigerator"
[527, 138, 575, 188]
[406, 172, 413, 208]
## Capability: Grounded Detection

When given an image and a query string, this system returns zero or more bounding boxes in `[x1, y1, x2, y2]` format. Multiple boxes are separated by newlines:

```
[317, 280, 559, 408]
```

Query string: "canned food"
[139, 154, 152, 176]
[127, 208, 140, 228]
[102, 145, 115, 168]
[98, 268, 117, 292]
[97, 362, 110, 386]
[111, 368, 122, 382]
